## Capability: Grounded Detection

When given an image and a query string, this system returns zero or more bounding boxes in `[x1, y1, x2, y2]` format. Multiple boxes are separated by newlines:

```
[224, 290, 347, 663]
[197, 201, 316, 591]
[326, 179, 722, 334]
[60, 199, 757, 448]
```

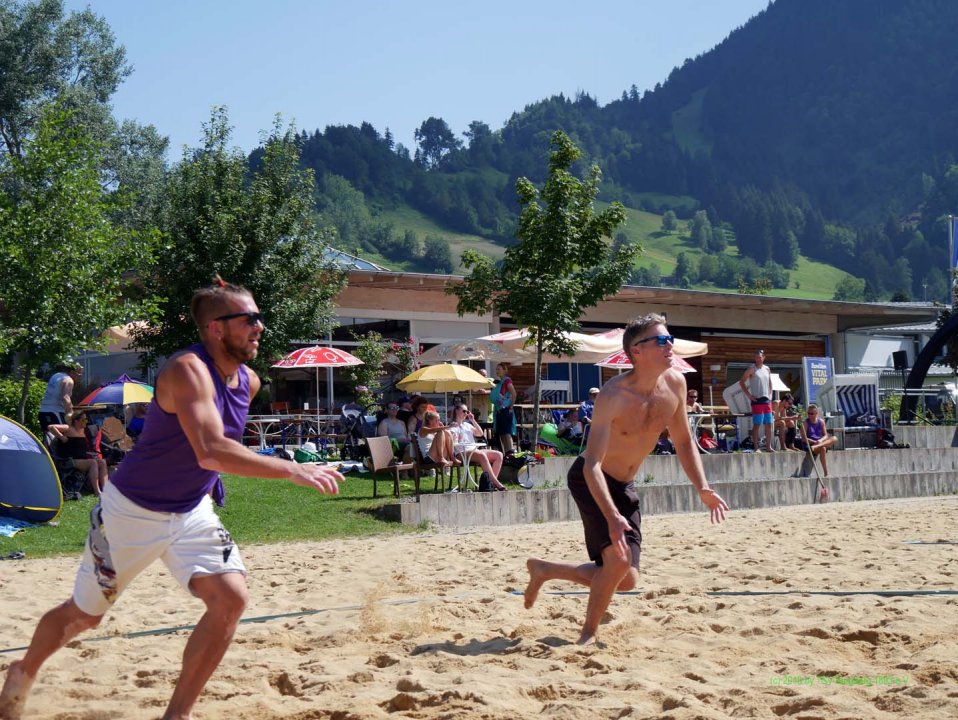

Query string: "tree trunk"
[531, 334, 543, 452]
[17, 362, 33, 425]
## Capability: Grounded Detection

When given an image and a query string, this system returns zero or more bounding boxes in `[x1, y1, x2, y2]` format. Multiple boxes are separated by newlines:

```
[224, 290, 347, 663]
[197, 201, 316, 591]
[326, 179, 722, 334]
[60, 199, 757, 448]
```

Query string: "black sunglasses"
[632, 334, 674, 347]
[214, 311, 263, 326]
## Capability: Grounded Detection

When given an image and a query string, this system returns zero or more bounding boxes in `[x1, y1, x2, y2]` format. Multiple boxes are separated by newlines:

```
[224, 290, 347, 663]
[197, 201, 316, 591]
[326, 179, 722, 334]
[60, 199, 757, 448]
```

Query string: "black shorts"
[494, 407, 514, 436]
[567, 456, 642, 570]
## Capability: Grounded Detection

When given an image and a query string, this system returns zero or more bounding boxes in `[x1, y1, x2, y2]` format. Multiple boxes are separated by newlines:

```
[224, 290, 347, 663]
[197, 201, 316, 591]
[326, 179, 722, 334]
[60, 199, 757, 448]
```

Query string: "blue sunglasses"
[632, 334, 674, 347]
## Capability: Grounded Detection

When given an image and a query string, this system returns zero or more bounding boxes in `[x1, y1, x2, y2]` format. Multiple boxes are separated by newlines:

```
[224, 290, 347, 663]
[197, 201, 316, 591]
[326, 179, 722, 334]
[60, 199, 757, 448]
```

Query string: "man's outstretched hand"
[699, 488, 729, 524]
[289, 465, 343, 494]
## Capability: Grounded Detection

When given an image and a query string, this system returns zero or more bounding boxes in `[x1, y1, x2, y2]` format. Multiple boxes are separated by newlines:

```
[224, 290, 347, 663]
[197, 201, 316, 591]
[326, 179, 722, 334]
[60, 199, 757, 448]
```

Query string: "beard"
[222, 333, 257, 364]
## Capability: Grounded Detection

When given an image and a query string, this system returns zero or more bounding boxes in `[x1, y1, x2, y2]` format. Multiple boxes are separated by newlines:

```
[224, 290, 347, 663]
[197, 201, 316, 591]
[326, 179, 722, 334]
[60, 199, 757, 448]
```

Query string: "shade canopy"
[397, 364, 495, 393]
[272, 346, 363, 369]
[596, 351, 696, 373]
[481, 327, 707, 364]
[417, 338, 518, 364]
[594, 328, 709, 359]
[79, 374, 154, 406]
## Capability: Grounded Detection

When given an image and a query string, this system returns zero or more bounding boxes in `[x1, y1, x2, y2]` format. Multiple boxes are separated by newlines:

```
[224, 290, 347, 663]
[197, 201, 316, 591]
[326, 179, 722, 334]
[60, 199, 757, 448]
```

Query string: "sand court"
[1, 495, 957, 719]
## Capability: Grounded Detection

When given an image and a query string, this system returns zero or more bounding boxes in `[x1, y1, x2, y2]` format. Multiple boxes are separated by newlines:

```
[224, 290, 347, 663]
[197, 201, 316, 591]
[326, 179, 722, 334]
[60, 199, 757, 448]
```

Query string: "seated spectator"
[48, 410, 109, 496]
[125, 402, 148, 439]
[797, 404, 837, 476]
[653, 428, 675, 455]
[775, 392, 800, 451]
[449, 404, 506, 490]
[557, 407, 585, 443]
[686, 389, 704, 413]
[579, 387, 600, 425]
[377, 402, 410, 458]
[406, 395, 433, 437]
[417, 410, 459, 467]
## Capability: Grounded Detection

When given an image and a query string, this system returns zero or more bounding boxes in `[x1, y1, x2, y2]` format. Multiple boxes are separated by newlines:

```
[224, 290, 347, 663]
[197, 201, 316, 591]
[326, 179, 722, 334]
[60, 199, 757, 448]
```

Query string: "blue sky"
[66, 0, 770, 157]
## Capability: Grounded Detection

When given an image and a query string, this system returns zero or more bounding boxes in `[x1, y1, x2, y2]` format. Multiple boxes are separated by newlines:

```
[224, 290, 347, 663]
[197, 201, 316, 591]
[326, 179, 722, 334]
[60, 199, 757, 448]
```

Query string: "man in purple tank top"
[1, 279, 343, 720]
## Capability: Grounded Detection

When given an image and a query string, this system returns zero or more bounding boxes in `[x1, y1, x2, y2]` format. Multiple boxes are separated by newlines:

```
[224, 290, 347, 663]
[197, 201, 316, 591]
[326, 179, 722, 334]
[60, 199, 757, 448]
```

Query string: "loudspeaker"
[892, 350, 908, 370]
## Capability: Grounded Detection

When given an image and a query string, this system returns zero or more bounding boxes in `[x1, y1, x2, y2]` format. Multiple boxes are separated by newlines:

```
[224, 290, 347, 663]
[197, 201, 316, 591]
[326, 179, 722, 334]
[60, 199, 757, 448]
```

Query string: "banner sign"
[802, 357, 834, 406]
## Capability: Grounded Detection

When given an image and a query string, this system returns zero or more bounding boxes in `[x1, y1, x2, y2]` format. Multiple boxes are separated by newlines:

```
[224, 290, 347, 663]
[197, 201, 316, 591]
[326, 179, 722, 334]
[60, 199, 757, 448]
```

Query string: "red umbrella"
[595, 350, 696, 373]
[272, 346, 363, 413]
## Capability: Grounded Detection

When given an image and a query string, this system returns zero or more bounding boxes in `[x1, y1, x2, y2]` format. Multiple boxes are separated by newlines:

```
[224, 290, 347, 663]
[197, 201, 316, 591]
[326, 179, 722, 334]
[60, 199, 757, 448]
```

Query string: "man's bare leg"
[0, 600, 102, 720]
[525, 550, 637, 646]
[163, 573, 248, 720]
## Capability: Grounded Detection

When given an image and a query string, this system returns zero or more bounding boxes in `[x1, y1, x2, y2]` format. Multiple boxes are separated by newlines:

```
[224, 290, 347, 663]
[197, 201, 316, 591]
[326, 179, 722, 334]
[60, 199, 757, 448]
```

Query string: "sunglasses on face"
[632, 334, 674, 347]
[214, 311, 263, 326]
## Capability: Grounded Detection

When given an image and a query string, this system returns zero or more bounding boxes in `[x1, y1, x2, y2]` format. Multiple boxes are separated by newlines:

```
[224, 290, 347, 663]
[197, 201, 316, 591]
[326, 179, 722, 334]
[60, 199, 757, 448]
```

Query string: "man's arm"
[738, 367, 754, 399]
[668, 375, 728, 524]
[162, 354, 341, 493]
[580, 396, 632, 561]
[61, 377, 75, 415]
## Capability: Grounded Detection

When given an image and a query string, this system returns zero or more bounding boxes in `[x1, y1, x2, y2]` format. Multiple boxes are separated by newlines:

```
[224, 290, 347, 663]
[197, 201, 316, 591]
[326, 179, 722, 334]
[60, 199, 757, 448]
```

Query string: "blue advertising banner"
[802, 357, 834, 406]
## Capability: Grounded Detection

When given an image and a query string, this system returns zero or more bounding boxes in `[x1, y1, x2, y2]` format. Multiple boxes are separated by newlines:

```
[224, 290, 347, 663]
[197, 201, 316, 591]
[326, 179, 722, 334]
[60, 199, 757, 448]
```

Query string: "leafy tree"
[673, 252, 695, 288]
[341, 330, 389, 409]
[314, 173, 372, 254]
[414, 116, 462, 169]
[450, 130, 636, 446]
[661, 209, 677, 233]
[833, 275, 866, 301]
[422, 235, 454, 273]
[689, 210, 712, 250]
[130, 108, 346, 373]
[0, 105, 158, 422]
[0, 0, 130, 161]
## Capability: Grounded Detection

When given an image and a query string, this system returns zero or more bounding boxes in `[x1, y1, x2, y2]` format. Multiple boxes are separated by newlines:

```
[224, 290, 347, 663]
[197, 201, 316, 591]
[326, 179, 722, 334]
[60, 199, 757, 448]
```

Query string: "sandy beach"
[1, 495, 957, 719]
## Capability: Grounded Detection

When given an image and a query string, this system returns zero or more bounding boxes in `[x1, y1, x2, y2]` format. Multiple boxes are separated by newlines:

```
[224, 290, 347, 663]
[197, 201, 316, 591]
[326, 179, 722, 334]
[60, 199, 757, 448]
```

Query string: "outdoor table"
[453, 441, 487, 491]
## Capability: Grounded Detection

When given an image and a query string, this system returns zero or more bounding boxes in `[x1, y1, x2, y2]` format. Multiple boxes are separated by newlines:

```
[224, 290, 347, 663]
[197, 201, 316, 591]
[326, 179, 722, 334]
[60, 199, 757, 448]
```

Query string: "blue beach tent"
[0, 415, 62, 524]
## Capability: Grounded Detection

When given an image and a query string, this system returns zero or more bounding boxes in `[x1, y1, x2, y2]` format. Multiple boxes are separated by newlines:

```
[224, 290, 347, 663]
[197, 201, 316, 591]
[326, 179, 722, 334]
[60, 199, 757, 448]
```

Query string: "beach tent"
[0, 415, 62, 524]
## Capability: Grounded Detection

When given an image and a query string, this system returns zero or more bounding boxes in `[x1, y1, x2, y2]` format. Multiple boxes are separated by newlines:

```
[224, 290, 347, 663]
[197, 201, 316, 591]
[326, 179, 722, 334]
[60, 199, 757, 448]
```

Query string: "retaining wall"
[383, 425, 958, 528]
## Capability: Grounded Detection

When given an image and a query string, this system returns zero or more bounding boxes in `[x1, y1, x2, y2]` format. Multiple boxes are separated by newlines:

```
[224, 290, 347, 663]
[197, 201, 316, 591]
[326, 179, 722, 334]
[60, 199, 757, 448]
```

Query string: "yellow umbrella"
[397, 364, 495, 393]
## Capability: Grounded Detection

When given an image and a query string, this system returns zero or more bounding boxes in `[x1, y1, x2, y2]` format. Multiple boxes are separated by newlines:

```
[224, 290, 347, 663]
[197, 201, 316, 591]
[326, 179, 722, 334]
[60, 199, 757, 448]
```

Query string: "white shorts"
[73, 482, 246, 616]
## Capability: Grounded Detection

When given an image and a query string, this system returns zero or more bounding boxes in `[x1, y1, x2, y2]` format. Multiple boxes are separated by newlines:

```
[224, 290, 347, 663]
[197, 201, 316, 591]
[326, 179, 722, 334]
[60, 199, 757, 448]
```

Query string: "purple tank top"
[111, 344, 250, 513]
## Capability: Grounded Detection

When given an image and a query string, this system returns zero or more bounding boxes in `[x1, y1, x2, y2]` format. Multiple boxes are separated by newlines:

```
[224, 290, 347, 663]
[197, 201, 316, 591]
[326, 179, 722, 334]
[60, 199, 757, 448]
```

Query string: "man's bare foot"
[0, 661, 35, 720]
[576, 630, 597, 646]
[524, 558, 547, 609]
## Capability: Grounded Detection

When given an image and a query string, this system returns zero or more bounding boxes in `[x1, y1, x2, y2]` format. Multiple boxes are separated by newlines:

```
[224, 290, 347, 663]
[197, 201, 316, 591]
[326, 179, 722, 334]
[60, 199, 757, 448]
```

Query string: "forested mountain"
[278, 0, 958, 303]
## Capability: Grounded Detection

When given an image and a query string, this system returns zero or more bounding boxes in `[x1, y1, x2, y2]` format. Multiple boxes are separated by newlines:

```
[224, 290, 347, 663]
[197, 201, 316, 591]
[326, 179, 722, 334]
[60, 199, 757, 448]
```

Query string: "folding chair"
[367, 436, 418, 498]
[100, 417, 134, 465]
[409, 438, 454, 492]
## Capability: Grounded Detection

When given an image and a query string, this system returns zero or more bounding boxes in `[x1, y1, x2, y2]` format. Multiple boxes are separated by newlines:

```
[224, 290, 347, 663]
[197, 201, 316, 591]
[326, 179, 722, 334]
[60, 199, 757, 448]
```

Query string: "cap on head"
[589, 387, 600, 395]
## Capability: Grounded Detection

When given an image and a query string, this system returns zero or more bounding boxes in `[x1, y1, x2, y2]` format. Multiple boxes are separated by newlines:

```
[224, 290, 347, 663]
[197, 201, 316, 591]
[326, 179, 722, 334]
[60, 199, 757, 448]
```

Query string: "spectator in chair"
[417, 410, 459, 467]
[450, 404, 506, 490]
[557, 407, 585, 443]
[48, 410, 109, 496]
[377, 402, 410, 458]
[686, 390, 704, 414]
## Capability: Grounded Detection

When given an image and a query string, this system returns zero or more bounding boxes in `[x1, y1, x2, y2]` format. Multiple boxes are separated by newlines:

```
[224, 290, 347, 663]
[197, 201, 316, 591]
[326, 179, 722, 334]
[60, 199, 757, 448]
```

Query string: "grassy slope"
[373, 199, 847, 299]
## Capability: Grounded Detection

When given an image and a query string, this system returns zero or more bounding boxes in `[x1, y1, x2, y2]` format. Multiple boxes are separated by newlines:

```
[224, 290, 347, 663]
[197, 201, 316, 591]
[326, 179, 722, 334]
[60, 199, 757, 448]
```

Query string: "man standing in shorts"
[739, 349, 775, 451]
[0, 279, 344, 720]
[523, 314, 728, 645]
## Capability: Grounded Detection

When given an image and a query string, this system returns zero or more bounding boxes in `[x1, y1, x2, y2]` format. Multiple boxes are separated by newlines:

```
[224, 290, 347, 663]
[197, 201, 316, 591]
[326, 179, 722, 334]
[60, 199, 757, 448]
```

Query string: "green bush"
[0, 374, 45, 435]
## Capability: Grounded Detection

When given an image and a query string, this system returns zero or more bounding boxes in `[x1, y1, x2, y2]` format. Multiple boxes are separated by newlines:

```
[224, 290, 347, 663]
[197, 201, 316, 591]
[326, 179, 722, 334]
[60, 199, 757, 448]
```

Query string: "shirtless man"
[524, 314, 729, 645]
[0, 279, 343, 720]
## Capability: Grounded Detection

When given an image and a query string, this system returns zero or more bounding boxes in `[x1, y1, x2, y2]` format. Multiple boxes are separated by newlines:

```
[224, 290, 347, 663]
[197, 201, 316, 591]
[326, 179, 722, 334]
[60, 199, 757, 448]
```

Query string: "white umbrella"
[418, 338, 519, 364]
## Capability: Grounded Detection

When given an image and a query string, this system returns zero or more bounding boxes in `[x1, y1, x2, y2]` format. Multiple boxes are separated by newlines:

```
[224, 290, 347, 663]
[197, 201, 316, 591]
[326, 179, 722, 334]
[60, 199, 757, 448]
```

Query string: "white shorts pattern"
[73, 482, 246, 616]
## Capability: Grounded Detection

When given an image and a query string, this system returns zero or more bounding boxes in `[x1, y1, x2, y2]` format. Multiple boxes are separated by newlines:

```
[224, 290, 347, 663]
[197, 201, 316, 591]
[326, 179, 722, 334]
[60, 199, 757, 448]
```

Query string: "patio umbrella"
[79, 374, 154, 406]
[417, 338, 518, 364]
[398, 364, 495, 418]
[272, 346, 363, 415]
[596, 351, 697, 373]
[397, 364, 496, 393]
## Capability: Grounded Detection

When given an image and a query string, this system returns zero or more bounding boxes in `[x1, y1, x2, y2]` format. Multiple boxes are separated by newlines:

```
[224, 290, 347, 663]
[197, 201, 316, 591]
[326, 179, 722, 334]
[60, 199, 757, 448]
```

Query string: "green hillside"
[375, 205, 505, 270]
[371, 198, 849, 300]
